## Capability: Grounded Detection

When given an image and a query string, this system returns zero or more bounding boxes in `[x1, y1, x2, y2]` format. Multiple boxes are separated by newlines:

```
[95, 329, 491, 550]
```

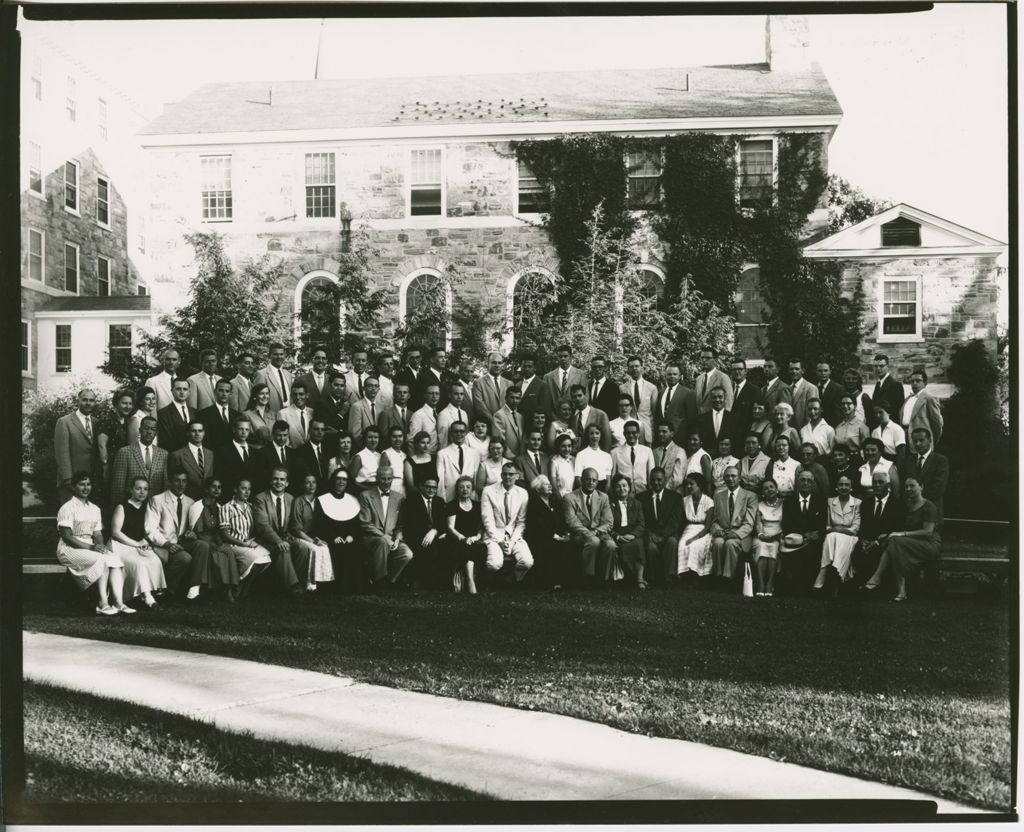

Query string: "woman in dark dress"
[445, 475, 487, 594]
[312, 468, 362, 590]
[862, 475, 941, 602]
[404, 431, 438, 496]
[524, 474, 572, 590]
[186, 477, 240, 601]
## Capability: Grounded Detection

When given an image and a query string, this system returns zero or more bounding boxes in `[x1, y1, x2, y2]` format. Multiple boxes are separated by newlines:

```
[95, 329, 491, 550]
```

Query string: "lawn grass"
[23, 682, 485, 803]
[23, 579, 1012, 810]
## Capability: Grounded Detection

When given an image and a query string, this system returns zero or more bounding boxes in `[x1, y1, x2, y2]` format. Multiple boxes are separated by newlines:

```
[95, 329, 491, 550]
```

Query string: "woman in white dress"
[858, 438, 899, 496]
[127, 386, 159, 448]
[466, 417, 491, 458]
[815, 474, 862, 590]
[56, 470, 132, 615]
[575, 424, 614, 492]
[290, 473, 335, 591]
[683, 433, 713, 490]
[752, 478, 783, 596]
[676, 472, 715, 576]
[108, 475, 167, 607]
[475, 436, 507, 493]
[709, 436, 740, 492]
[767, 435, 800, 497]
[380, 425, 407, 496]
[349, 426, 381, 487]
[549, 434, 576, 498]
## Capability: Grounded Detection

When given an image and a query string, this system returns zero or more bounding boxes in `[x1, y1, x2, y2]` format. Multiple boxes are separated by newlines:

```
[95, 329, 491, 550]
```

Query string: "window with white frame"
[29, 142, 42, 194]
[409, 149, 443, 216]
[28, 229, 43, 281]
[137, 284, 148, 296]
[97, 256, 111, 296]
[66, 75, 76, 122]
[879, 276, 922, 341]
[627, 149, 662, 208]
[96, 176, 110, 226]
[98, 98, 108, 140]
[516, 159, 548, 214]
[305, 152, 336, 218]
[108, 324, 132, 373]
[55, 324, 72, 373]
[21, 319, 31, 374]
[738, 139, 774, 210]
[64, 160, 79, 212]
[64, 243, 79, 293]
[201, 155, 233, 220]
[31, 55, 42, 101]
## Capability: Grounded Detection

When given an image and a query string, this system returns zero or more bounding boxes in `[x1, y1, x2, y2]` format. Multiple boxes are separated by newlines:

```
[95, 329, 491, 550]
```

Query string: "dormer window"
[881, 217, 921, 247]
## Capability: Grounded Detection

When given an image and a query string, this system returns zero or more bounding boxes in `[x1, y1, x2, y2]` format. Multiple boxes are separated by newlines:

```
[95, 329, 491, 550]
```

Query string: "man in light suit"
[762, 358, 793, 414]
[186, 349, 221, 412]
[228, 352, 257, 413]
[198, 379, 241, 451]
[54, 389, 101, 504]
[517, 354, 545, 427]
[437, 381, 473, 450]
[278, 383, 315, 448]
[471, 351, 511, 427]
[621, 356, 659, 443]
[709, 466, 757, 581]
[694, 346, 734, 412]
[348, 376, 382, 449]
[587, 355, 621, 420]
[168, 420, 214, 501]
[358, 463, 414, 590]
[900, 427, 950, 522]
[109, 416, 168, 505]
[408, 382, 442, 454]
[252, 343, 294, 414]
[568, 385, 612, 452]
[610, 420, 655, 494]
[377, 381, 413, 444]
[374, 352, 395, 411]
[436, 421, 480, 502]
[650, 421, 687, 492]
[252, 466, 307, 593]
[145, 349, 180, 410]
[480, 463, 533, 582]
[515, 429, 549, 492]
[344, 350, 372, 402]
[563, 467, 616, 582]
[149, 470, 211, 600]
[541, 344, 587, 418]
[295, 349, 333, 409]
[491, 387, 526, 460]
[653, 364, 698, 447]
[872, 353, 906, 419]
[787, 359, 820, 429]
[901, 369, 943, 447]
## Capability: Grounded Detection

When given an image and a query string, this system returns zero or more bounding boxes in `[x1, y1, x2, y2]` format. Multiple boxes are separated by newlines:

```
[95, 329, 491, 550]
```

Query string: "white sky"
[21, 4, 1009, 241]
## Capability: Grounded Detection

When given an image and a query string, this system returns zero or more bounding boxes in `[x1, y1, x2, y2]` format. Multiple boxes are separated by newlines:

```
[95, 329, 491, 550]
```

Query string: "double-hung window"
[64, 161, 79, 212]
[97, 176, 111, 226]
[737, 138, 774, 210]
[305, 152, 336, 218]
[409, 149, 443, 217]
[201, 155, 233, 221]
[97, 256, 111, 296]
[516, 160, 548, 214]
[28, 142, 43, 195]
[108, 324, 132, 372]
[626, 149, 662, 208]
[55, 324, 72, 373]
[64, 242, 79, 293]
[879, 276, 922, 342]
[28, 229, 44, 281]
[21, 320, 31, 375]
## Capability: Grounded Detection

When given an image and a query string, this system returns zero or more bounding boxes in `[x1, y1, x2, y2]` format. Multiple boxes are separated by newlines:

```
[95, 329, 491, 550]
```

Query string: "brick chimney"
[765, 15, 812, 71]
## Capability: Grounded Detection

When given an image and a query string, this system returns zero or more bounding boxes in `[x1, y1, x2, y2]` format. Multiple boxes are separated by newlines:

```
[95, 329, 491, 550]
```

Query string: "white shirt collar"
[766, 377, 777, 390]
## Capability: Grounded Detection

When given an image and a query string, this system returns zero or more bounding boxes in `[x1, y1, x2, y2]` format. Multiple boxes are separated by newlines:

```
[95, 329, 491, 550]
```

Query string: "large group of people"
[53, 342, 950, 614]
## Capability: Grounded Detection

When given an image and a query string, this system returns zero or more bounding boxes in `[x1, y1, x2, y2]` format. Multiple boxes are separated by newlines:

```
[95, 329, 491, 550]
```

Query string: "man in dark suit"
[842, 368, 877, 431]
[394, 345, 425, 410]
[168, 420, 214, 501]
[515, 429, 550, 491]
[416, 347, 458, 411]
[157, 378, 198, 452]
[815, 361, 847, 427]
[900, 427, 950, 522]
[587, 355, 621, 420]
[854, 470, 903, 586]
[729, 357, 763, 440]
[295, 348, 334, 409]
[695, 387, 740, 457]
[314, 375, 352, 457]
[516, 353, 545, 427]
[778, 471, 828, 593]
[569, 385, 612, 452]
[251, 466, 306, 593]
[377, 381, 413, 444]
[254, 420, 295, 496]
[198, 379, 241, 452]
[653, 363, 698, 448]
[401, 474, 449, 588]
[761, 358, 793, 414]
[638, 467, 684, 585]
[292, 419, 332, 495]
[214, 417, 258, 502]
[109, 416, 168, 505]
[872, 354, 905, 419]
[54, 388, 101, 504]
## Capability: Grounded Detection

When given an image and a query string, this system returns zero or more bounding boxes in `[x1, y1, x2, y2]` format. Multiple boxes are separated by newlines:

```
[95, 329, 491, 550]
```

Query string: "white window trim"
[27, 227, 45, 282]
[293, 269, 345, 347]
[28, 141, 44, 199]
[406, 147, 446, 220]
[625, 148, 665, 209]
[512, 157, 546, 218]
[97, 255, 112, 296]
[63, 160, 80, 216]
[64, 242, 80, 295]
[877, 274, 924, 344]
[21, 318, 32, 377]
[106, 321, 135, 368]
[503, 266, 557, 352]
[200, 154, 233, 223]
[399, 267, 453, 350]
[301, 149, 338, 222]
[735, 135, 778, 211]
[96, 175, 112, 229]
[55, 322, 73, 374]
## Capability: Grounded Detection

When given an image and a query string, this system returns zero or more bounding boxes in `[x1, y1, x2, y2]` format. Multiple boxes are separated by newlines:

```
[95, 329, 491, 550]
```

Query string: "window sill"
[63, 206, 81, 217]
[201, 219, 233, 224]
[96, 221, 112, 231]
[877, 334, 924, 344]
[27, 190, 45, 201]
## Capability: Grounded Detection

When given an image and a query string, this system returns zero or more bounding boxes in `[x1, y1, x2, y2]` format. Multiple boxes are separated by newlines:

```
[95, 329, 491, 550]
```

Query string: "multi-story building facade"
[20, 25, 154, 392]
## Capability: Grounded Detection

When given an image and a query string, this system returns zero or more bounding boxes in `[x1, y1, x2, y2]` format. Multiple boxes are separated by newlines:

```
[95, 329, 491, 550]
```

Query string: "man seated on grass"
[252, 466, 308, 595]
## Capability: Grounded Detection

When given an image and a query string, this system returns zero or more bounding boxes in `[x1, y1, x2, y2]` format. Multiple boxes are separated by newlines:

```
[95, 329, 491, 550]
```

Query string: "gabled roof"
[139, 63, 842, 139]
[35, 295, 151, 313]
[802, 203, 1006, 260]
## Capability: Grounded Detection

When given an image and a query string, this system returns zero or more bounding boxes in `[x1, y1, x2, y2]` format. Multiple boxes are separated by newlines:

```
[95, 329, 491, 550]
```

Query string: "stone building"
[138, 16, 840, 359]
[20, 26, 154, 392]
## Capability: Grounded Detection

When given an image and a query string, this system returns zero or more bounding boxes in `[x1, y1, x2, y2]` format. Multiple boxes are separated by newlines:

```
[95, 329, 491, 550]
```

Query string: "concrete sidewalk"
[24, 631, 981, 810]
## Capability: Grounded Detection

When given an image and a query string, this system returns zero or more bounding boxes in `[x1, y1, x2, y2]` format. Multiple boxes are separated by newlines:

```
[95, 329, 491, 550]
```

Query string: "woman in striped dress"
[56, 470, 133, 615]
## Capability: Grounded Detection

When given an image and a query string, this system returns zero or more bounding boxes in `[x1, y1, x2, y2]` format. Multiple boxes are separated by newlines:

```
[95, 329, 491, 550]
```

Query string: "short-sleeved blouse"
[859, 458, 894, 490]
[835, 417, 870, 456]
[549, 455, 576, 497]
[575, 447, 613, 481]
[57, 497, 102, 542]
[478, 457, 505, 488]
[902, 499, 942, 543]
[768, 457, 800, 495]
[446, 499, 482, 537]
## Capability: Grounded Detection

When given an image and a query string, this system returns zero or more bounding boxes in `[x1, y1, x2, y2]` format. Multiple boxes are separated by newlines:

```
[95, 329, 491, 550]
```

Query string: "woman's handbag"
[742, 562, 754, 597]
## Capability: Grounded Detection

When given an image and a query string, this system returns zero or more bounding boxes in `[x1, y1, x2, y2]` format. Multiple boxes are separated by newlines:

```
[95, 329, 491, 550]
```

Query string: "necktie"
[357, 375, 363, 398]
[875, 500, 883, 520]
[591, 381, 598, 403]
[630, 446, 636, 467]
[918, 455, 925, 475]
[654, 492, 660, 522]
[504, 490, 511, 523]
[276, 495, 283, 529]
[144, 444, 151, 470]
[176, 495, 183, 527]
[400, 407, 407, 430]
[560, 370, 568, 397]
[278, 369, 288, 405]
[316, 374, 323, 392]
[714, 411, 721, 435]
[84, 415, 92, 441]
[802, 497, 808, 514]
[458, 446, 464, 473]
[370, 402, 376, 422]
[657, 448, 664, 467]
[534, 452, 541, 472]
[574, 411, 584, 436]
[699, 374, 706, 400]
[432, 408, 437, 423]
[300, 411, 307, 436]
[241, 444, 248, 462]
[585, 494, 592, 517]
[221, 406, 228, 423]
[197, 446, 204, 476]
[313, 444, 320, 471]
[180, 406, 188, 423]
[494, 374, 501, 406]
[664, 385, 675, 415]
[633, 382, 640, 414]
[458, 408, 465, 426]
[728, 490, 735, 519]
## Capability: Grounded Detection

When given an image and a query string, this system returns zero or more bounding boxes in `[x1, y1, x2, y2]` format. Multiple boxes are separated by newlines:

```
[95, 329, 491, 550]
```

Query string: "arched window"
[399, 268, 452, 350]
[294, 270, 342, 357]
[505, 267, 557, 352]
[639, 265, 666, 310]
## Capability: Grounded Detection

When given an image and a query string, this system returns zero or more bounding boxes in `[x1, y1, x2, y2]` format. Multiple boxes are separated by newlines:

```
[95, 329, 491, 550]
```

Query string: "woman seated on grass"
[108, 475, 166, 609]
[56, 470, 133, 616]
[445, 475, 487, 594]
[861, 475, 941, 602]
